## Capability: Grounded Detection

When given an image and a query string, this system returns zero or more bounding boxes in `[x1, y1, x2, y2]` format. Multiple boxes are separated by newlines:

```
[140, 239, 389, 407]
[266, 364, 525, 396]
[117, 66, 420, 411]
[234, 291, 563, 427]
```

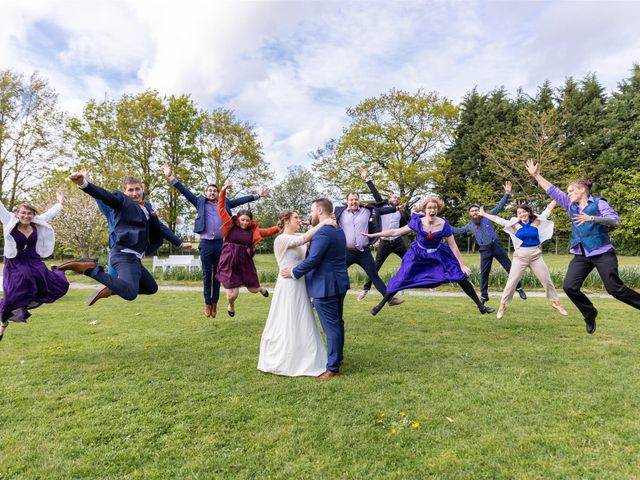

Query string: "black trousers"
[563, 251, 640, 319]
[363, 237, 408, 291]
[479, 240, 521, 299]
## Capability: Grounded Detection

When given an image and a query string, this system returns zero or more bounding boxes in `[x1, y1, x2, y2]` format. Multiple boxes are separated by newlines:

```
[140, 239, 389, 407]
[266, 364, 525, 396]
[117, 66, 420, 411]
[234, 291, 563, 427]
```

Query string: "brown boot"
[210, 303, 217, 318]
[87, 286, 112, 306]
[53, 258, 97, 274]
[204, 304, 212, 317]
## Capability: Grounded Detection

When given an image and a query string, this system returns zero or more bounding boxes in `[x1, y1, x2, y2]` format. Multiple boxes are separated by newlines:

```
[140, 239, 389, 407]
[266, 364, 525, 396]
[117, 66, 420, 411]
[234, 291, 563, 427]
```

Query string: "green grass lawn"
[1, 290, 640, 478]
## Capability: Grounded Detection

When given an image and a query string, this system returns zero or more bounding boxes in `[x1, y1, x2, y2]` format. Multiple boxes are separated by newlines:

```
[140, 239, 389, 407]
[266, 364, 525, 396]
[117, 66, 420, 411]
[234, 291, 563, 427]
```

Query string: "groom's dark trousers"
[313, 294, 346, 372]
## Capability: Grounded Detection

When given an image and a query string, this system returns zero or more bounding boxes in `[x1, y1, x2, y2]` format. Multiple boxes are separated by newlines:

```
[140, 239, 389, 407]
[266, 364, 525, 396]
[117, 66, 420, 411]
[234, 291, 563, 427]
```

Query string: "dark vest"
[569, 196, 611, 253]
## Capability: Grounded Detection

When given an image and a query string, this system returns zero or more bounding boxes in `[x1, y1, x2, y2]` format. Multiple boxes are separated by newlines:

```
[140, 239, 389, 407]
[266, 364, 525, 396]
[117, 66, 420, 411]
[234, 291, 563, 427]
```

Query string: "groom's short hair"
[312, 198, 333, 214]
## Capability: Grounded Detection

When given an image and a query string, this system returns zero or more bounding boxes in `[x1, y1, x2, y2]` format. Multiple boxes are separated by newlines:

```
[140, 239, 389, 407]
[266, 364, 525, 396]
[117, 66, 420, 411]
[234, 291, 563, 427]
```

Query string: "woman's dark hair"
[514, 204, 537, 221]
[277, 210, 296, 230]
[236, 209, 253, 220]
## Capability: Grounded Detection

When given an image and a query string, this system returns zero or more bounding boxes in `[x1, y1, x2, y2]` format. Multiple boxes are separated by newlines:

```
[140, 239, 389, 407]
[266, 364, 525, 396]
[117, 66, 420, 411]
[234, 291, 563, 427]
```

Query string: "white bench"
[152, 255, 201, 272]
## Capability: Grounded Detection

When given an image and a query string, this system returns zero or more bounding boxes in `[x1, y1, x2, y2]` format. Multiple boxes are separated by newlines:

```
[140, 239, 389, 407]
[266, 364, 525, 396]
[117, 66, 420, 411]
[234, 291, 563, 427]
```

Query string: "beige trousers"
[501, 246, 559, 304]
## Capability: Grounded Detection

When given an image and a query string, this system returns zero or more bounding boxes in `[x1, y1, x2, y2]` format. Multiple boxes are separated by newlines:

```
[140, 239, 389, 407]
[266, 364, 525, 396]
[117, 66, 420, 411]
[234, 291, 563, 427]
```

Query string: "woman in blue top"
[480, 202, 567, 320]
[363, 196, 494, 316]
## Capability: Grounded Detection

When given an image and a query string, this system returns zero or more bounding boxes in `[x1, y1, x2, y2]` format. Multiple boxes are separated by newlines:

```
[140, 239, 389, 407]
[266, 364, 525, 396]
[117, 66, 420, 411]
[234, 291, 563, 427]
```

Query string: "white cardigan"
[491, 207, 554, 250]
[1, 202, 63, 259]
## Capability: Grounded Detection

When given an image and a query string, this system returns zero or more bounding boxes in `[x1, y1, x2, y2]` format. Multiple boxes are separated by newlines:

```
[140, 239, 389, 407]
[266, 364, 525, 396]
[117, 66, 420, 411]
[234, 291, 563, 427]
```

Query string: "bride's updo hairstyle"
[277, 209, 296, 230]
[415, 195, 444, 214]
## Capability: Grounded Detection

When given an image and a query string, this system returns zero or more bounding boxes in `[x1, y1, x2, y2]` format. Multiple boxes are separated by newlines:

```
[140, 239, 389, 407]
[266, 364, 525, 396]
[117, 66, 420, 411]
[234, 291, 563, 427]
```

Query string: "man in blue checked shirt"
[451, 181, 527, 305]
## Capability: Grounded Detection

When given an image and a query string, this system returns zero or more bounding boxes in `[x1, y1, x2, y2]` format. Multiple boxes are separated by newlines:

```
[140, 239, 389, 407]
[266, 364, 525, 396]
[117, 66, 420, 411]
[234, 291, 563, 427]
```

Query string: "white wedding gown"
[257, 234, 328, 376]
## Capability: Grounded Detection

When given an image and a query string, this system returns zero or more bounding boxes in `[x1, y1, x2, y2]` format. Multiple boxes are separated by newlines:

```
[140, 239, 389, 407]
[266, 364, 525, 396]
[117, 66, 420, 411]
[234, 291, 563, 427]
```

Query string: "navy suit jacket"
[82, 183, 182, 255]
[292, 225, 350, 298]
[171, 179, 258, 234]
[334, 203, 397, 246]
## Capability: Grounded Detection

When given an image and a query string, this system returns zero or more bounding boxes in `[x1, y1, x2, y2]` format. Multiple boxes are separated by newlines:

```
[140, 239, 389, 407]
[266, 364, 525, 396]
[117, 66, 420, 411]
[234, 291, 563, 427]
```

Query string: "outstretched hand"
[180, 242, 193, 250]
[478, 207, 486, 216]
[56, 188, 66, 204]
[68, 171, 86, 185]
[571, 213, 592, 226]
[358, 166, 368, 180]
[504, 181, 512, 194]
[222, 180, 232, 191]
[163, 164, 174, 179]
[258, 186, 270, 197]
[526, 159, 539, 176]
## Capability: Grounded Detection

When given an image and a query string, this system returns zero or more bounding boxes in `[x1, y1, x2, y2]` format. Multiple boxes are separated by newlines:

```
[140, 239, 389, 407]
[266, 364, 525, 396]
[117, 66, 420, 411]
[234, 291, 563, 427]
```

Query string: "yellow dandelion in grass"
[389, 428, 398, 435]
[411, 421, 421, 430]
[378, 412, 385, 417]
[399, 411, 406, 418]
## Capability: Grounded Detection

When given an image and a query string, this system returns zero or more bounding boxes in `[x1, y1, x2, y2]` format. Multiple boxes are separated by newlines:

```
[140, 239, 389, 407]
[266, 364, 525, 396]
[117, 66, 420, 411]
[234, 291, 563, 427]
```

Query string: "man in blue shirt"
[163, 165, 268, 318]
[451, 181, 527, 304]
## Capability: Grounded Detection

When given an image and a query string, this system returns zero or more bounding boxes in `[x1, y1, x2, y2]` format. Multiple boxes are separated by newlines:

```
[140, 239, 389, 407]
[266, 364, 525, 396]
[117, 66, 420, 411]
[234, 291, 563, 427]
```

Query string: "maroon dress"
[0, 226, 70, 323]
[216, 226, 260, 289]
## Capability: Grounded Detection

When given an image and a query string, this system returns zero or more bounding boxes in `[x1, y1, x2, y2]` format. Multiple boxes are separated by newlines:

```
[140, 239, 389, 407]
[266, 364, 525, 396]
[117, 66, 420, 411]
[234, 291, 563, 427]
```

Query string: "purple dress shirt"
[546, 185, 620, 257]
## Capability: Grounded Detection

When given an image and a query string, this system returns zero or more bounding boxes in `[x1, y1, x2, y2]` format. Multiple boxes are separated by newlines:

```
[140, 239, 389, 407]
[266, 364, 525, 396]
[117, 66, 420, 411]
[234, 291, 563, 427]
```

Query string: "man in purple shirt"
[335, 193, 403, 307]
[527, 159, 640, 334]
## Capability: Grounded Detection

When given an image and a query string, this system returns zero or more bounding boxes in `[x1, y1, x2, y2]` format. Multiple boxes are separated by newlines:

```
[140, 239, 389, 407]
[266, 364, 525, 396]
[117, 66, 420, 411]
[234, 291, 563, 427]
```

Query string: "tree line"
[1, 64, 639, 257]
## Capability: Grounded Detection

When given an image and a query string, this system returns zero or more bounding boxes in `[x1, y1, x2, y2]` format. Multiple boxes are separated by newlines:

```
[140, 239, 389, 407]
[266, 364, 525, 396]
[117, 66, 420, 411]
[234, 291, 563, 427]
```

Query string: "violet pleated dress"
[386, 214, 467, 294]
[0, 226, 70, 323]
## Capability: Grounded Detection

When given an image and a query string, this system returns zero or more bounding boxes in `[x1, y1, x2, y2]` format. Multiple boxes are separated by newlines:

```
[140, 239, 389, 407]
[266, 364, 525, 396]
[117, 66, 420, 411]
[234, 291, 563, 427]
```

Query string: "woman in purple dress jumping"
[0, 190, 69, 341]
[363, 196, 494, 316]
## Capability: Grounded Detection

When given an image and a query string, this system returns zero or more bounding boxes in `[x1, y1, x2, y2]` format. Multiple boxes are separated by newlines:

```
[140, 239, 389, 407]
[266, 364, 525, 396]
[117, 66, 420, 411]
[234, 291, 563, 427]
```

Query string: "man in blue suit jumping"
[57, 172, 192, 306]
[280, 198, 350, 379]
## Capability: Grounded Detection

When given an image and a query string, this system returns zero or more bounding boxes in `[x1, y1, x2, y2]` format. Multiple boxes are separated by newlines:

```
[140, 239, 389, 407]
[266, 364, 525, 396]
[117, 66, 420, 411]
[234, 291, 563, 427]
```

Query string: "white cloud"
[1, 0, 639, 179]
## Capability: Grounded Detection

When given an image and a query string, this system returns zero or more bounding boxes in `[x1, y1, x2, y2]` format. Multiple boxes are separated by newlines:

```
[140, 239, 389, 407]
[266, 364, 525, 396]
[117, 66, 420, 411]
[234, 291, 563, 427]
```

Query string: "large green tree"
[0, 70, 65, 209]
[435, 87, 524, 221]
[197, 108, 273, 194]
[160, 95, 202, 231]
[313, 88, 458, 206]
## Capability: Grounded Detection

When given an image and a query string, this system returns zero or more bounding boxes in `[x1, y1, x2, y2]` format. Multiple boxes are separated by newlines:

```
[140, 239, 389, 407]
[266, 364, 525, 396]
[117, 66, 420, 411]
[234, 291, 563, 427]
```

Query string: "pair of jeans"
[86, 251, 157, 301]
[479, 240, 520, 299]
[346, 248, 387, 295]
[199, 238, 223, 305]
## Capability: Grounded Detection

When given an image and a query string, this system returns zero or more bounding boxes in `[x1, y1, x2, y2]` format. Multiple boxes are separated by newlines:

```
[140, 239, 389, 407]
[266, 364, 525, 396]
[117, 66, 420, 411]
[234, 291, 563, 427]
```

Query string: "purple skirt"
[387, 241, 467, 293]
[1, 257, 70, 323]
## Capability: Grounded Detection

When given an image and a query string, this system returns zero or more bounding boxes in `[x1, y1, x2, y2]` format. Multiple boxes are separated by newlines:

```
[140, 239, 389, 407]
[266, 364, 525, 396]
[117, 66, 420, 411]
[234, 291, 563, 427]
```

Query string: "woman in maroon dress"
[0, 191, 69, 341]
[216, 181, 279, 317]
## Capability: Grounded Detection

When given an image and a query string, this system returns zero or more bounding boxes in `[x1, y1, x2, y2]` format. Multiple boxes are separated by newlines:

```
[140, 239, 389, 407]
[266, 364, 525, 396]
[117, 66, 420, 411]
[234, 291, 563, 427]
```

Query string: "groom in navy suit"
[281, 198, 350, 379]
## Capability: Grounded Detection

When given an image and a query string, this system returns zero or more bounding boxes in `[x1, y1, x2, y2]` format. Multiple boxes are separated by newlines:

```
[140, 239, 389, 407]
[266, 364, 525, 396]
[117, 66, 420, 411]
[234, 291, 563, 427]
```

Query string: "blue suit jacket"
[82, 183, 182, 255]
[171, 179, 258, 234]
[292, 225, 350, 298]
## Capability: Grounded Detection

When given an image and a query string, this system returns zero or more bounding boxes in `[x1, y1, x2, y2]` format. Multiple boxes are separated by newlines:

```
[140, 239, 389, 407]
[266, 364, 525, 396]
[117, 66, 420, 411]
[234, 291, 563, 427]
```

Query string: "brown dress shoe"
[210, 303, 217, 318]
[317, 370, 341, 380]
[204, 304, 212, 317]
[53, 258, 97, 274]
[87, 286, 112, 306]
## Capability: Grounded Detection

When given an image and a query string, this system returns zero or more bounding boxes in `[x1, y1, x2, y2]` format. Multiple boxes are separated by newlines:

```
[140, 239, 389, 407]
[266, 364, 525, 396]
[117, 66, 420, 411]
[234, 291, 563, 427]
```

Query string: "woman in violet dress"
[258, 210, 335, 376]
[216, 181, 280, 317]
[363, 196, 495, 316]
[0, 190, 69, 341]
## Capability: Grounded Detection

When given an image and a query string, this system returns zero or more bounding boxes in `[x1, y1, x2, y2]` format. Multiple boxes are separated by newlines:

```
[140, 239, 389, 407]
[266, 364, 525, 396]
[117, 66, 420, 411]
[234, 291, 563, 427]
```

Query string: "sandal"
[227, 305, 235, 317]
[260, 288, 269, 298]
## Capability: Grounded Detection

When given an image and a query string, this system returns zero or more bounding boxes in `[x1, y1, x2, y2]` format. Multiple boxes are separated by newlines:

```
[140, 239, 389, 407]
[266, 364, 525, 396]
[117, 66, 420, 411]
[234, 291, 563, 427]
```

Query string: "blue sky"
[1, 0, 639, 178]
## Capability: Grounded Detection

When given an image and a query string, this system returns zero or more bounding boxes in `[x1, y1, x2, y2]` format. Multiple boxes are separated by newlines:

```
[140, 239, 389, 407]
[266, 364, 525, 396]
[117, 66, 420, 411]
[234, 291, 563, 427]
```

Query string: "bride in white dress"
[258, 210, 335, 376]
